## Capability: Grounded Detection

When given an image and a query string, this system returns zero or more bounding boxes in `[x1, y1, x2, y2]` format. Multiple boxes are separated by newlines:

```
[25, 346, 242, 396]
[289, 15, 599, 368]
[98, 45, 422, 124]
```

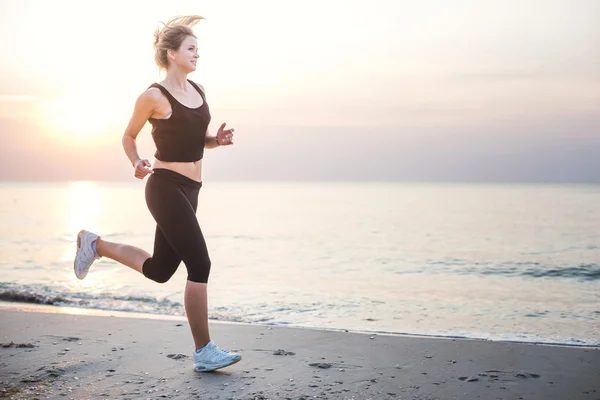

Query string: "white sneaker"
[74, 230, 100, 280]
[193, 341, 242, 372]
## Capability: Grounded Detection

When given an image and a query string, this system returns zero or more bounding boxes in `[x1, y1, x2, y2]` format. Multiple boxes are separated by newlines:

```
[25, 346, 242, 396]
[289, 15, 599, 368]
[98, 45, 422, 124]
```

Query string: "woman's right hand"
[134, 159, 153, 180]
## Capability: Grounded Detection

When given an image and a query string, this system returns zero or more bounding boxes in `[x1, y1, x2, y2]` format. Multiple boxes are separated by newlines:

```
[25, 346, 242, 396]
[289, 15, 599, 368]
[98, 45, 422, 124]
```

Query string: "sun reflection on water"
[61, 182, 104, 287]
[66, 181, 102, 235]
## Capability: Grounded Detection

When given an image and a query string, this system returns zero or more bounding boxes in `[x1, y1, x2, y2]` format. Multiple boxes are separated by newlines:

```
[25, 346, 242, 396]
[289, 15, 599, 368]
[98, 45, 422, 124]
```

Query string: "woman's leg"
[94, 227, 211, 349]
[95, 223, 181, 282]
[148, 198, 212, 349]
[185, 281, 210, 349]
[145, 173, 212, 350]
[95, 239, 149, 274]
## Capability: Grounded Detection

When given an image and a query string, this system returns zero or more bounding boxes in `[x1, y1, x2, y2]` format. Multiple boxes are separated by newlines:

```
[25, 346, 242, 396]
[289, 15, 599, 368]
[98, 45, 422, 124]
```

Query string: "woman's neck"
[163, 70, 189, 91]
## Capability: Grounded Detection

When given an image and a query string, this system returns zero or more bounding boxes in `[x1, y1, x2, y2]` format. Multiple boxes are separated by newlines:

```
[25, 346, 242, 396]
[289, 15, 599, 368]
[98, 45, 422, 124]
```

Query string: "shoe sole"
[194, 356, 242, 372]
[74, 230, 84, 279]
[74, 230, 92, 280]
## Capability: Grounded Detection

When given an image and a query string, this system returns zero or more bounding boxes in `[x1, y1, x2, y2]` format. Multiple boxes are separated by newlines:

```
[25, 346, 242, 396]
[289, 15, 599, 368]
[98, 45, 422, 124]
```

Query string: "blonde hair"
[154, 15, 204, 70]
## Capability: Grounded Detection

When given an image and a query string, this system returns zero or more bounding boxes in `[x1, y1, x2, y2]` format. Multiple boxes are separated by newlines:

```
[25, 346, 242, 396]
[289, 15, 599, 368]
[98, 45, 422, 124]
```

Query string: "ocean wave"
[1, 282, 598, 347]
[418, 261, 600, 281]
[470, 263, 600, 281]
[0, 284, 184, 316]
[0, 288, 68, 305]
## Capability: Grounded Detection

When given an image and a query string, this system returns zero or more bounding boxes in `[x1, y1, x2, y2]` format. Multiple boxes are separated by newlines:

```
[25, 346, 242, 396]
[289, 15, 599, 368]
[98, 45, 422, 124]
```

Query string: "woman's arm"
[122, 89, 157, 178]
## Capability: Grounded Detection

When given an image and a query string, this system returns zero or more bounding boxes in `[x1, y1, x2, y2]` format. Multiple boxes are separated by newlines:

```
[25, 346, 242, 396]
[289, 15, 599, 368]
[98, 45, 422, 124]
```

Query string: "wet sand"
[0, 306, 598, 399]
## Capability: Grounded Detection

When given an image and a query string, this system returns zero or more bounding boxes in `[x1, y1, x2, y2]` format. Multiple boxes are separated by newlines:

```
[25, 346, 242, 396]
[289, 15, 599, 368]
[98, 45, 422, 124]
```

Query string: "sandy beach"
[0, 305, 598, 400]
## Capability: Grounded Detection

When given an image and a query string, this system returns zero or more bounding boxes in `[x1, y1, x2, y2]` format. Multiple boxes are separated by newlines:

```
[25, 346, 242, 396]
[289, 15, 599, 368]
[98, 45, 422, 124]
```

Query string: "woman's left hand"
[216, 122, 235, 146]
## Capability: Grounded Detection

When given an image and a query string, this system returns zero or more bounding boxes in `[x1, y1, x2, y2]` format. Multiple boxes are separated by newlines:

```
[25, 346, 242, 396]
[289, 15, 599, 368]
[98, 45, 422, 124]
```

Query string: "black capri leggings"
[142, 168, 211, 284]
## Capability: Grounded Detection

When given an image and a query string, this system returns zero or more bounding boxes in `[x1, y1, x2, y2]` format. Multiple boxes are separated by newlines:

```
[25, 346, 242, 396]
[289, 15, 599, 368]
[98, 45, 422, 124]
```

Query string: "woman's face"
[170, 35, 199, 72]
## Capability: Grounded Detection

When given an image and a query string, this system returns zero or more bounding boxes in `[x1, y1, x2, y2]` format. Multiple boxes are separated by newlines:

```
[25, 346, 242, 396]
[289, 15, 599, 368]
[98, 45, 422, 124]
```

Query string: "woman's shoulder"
[129, 86, 164, 114]
[139, 85, 164, 103]
[188, 80, 206, 94]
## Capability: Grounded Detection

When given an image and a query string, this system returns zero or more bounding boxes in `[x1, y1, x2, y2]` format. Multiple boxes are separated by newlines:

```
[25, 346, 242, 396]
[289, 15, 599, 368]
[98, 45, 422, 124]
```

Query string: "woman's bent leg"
[95, 239, 149, 274]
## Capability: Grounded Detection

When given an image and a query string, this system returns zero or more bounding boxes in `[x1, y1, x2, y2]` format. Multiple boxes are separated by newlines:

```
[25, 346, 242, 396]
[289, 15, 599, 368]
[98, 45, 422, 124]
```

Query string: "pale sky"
[0, 0, 598, 182]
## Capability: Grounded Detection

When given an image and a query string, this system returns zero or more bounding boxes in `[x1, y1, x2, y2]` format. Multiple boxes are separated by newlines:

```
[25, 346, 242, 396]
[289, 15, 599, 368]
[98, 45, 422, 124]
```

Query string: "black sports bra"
[147, 80, 211, 162]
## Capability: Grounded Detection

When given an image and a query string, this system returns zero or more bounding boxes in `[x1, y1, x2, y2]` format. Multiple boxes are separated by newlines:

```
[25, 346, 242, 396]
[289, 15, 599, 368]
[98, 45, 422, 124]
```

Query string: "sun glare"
[66, 181, 102, 236]
[43, 93, 126, 145]
[62, 181, 107, 287]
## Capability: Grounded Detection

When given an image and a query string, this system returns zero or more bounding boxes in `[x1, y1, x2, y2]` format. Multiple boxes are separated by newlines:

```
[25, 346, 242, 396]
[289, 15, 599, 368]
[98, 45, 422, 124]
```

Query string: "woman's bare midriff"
[153, 159, 203, 183]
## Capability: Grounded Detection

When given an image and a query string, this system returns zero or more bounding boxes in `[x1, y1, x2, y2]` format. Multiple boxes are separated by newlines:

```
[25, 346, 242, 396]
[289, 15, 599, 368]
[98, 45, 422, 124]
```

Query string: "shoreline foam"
[1, 300, 597, 349]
